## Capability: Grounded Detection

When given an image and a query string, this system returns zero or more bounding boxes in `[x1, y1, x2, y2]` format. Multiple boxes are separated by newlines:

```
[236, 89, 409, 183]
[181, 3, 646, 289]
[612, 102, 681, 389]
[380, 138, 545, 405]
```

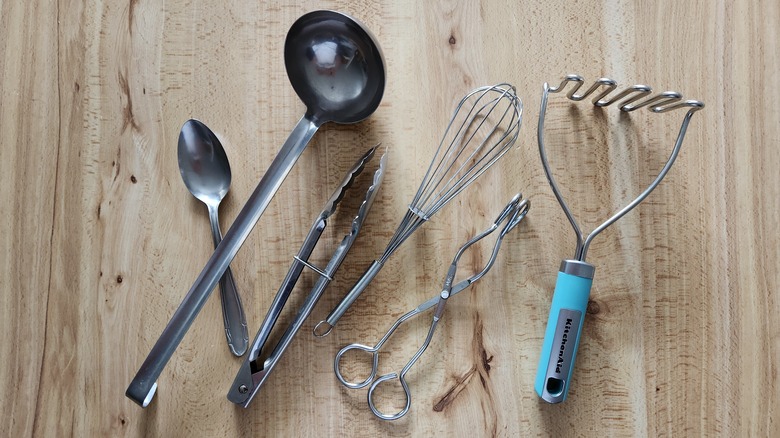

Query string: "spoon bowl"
[177, 120, 232, 207]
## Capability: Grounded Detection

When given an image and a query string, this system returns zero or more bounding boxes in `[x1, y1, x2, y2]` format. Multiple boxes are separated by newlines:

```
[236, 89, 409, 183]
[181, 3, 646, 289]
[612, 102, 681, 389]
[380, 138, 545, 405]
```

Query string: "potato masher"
[535, 74, 704, 403]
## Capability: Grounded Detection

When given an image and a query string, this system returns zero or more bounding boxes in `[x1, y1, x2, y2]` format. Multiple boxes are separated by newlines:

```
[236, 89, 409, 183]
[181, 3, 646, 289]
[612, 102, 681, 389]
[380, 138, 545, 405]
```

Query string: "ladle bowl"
[285, 10, 385, 124]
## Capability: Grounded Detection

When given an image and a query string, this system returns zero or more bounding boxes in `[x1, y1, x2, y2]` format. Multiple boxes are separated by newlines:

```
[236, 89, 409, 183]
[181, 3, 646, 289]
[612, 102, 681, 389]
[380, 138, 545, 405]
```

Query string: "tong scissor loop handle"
[366, 314, 441, 420]
[367, 372, 412, 421]
[334, 343, 380, 389]
[334, 306, 420, 389]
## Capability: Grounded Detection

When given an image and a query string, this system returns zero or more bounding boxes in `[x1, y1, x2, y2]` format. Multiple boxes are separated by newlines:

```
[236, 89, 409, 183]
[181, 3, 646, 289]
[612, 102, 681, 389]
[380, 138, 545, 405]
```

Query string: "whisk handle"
[320, 260, 384, 333]
[535, 261, 594, 403]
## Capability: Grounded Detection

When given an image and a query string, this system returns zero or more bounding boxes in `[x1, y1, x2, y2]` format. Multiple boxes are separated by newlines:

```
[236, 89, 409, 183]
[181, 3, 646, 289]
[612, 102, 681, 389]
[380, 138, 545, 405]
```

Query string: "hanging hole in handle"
[545, 377, 564, 397]
[141, 382, 158, 408]
[313, 320, 333, 337]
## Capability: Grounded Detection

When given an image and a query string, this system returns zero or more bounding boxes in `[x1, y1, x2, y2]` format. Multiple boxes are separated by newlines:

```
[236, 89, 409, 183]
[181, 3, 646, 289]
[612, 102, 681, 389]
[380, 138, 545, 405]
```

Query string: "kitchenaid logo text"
[555, 318, 573, 374]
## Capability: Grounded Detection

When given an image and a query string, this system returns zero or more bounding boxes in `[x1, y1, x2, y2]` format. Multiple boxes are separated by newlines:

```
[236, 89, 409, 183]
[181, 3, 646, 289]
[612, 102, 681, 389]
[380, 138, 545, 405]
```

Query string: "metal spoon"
[177, 119, 249, 357]
[127, 10, 385, 407]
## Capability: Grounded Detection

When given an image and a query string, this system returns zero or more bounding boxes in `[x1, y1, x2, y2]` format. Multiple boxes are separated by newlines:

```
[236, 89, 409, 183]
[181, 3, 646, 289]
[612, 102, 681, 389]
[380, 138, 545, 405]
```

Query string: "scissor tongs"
[334, 193, 530, 420]
[228, 146, 386, 407]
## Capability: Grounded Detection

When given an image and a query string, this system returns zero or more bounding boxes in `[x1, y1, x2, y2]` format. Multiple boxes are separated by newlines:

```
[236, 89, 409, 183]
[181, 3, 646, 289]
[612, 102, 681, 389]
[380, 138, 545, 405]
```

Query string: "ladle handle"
[126, 115, 320, 407]
[207, 204, 249, 357]
[534, 267, 593, 404]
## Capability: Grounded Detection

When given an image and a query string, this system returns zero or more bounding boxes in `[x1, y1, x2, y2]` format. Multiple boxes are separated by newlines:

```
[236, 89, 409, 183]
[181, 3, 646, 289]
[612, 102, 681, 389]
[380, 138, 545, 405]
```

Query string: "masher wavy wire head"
[315, 83, 523, 336]
[538, 74, 705, 262]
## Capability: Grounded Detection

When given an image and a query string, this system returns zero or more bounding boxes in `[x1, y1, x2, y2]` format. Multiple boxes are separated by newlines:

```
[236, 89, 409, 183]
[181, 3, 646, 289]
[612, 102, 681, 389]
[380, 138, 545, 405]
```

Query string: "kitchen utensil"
[228, 146, 386, 407]
[126, 10, 385, 407]
[534, 74, 704, 403]
[334, 194, 530, 420]
[315, 83, 523, 336]
[177, 119, 249, 356]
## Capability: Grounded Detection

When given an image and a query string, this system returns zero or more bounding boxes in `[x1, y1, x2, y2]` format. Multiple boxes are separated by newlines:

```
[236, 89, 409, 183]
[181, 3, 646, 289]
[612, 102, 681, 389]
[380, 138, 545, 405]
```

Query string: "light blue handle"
[534, 270, 593, 403]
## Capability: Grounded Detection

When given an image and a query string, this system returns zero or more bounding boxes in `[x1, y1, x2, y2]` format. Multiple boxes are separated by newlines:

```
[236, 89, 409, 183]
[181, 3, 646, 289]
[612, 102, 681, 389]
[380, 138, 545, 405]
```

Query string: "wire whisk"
[315, 83, 523, 336]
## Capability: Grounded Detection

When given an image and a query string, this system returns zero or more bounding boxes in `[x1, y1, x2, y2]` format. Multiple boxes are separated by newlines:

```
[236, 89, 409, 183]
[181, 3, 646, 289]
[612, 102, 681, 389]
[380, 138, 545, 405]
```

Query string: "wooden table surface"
[2, 1, 777, 436]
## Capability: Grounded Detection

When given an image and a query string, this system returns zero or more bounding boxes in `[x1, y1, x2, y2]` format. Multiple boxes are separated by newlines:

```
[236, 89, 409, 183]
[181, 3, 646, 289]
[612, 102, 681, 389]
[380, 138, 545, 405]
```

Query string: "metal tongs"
[333, 193, 529, 420]
[227, 146, 386, 407]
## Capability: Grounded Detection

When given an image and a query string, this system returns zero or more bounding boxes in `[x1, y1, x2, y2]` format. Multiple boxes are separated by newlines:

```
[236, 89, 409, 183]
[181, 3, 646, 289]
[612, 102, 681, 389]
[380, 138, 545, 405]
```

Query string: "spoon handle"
[126, 115, 320, 407]
[208, 204, 249, 356]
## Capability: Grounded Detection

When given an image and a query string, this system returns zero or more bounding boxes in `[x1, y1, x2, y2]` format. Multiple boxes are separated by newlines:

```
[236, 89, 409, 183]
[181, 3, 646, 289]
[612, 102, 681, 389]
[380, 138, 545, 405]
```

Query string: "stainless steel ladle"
[126, 10, 385, 407]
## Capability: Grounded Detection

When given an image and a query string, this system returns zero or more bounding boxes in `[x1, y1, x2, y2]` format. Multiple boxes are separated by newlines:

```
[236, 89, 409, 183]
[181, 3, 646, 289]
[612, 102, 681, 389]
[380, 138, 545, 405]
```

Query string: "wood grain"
[1, 0, 777, 436]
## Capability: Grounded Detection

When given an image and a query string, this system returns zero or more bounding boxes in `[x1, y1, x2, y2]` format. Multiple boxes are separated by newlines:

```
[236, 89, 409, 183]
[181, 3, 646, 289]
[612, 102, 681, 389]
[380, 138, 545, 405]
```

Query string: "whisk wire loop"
[381, 83, 522, 261]
[414, 84, 520, 214]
